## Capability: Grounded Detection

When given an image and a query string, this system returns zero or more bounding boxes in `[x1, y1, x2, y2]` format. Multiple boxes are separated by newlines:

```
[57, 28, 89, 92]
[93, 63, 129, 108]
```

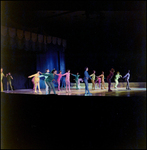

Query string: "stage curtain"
[1, 26, 7, 36]
[38, 34, 43, 43]
[17, 29, 24, 39]
[57, 38, 62, 46]
[62, 39, 67, 48]
[52, 37, 57, 45]
[36, 44, 66, 88]
[44, 36, 47, 44]
[32, 33, 37, 42]
[24, 31, 31, 41]
[47, 36, 51, 44]
[9, 27, 16, 38]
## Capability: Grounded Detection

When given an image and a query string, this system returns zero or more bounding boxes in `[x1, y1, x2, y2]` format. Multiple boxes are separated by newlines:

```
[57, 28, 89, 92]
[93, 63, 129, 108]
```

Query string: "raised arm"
[28, 74, 36, 78]
[42, 73, 51, 77]
[62, 73, 67, 76]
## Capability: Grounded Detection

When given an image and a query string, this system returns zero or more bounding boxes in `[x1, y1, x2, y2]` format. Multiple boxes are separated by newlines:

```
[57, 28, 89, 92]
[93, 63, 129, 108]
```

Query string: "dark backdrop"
[65, 11, 146, 82]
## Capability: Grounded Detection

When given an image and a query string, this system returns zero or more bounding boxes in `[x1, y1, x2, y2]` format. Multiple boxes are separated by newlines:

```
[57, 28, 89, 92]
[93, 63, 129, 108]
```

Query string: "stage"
[2, 87, 146, 97]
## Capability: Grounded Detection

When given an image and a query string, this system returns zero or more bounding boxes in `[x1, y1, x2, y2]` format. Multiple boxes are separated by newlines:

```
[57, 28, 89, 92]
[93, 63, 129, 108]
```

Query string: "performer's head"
[1, 68, 3, 72]
[37, 70, 40, 74]
[111, 68, 115, 73]
[102, 71, 104, 74]
[46, 69, 49, 73]
[8, 72, 11, 75]
[52, 69, 57, 74]
[77, 72, 79, 75]
[67, 69, 70, 73]
[117, 71, 120, 74]
[59, 70, 62, 74]
[93, 70, 96, 73]
[128, 70, 130, 73]
[85, 67, 88, 71]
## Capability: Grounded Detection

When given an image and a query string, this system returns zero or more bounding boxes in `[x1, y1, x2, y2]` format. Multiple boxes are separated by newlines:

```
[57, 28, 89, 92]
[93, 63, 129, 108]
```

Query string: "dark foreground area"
[1, 93, 146, 149]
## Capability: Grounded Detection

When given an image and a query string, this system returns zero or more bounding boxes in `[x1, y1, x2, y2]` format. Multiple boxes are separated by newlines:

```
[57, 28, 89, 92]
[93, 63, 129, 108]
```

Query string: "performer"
[71, 72, 80, 90]
[78, 78, 83, 89]
[6, 72, 13, 91]
[32, 77, 35, 90]
[114, 71, 122, 88]
[107, 68, 115, 92]
[39, 69, 50, 94]
[84, 67, 92, 95]
[62, 70, 71, 92]
[95, 76, 101, 88]
[1, 68, 5, 92]
[90, 70, 96, 90]
[56, 70, 63, 91]
[40, 69, 57, 94]
[123, 70, 131, 90]
[97, 71, 106, 90]
[28, 71, 42, 93]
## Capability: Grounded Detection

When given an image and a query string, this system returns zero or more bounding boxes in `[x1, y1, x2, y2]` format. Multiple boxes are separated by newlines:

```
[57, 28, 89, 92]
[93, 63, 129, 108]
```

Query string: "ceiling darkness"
[1, 1, 146, 38]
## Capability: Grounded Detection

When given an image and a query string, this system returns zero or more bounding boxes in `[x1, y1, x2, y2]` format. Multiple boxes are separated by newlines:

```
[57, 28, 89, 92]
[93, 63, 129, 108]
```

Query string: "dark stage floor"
[1, 88, 146, 149]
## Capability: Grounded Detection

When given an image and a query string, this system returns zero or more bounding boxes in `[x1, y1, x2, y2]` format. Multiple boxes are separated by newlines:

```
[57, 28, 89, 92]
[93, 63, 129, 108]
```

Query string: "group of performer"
[1, 67, 131, 95]
[1, 68, 13, 92]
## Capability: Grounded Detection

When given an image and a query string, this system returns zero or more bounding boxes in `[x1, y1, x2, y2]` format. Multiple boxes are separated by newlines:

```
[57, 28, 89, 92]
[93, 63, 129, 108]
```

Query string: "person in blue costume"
[123, 70, 131, 90]
[71, 72, 80, 90]
[83, 67, 92, 95]
[40, 69, 57, 94]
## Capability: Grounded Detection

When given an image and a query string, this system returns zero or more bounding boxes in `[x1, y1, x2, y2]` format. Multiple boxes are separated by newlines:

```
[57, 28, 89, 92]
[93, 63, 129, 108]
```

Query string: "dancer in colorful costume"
[95, 76, 101, 88]
[84, 67, 92, 95]
[1, 68, 5, 92]
[97, 71, 106, 90]
[123, 70, 131, 90]
[56, 70, 63, 91]
[28, 71, 42, 93]
[107, 68, 115, 92]
[39, 69, 50, 94]
[114, 72, 122, 88]
[62, 70, 71, 92]
[90, 70, 96, 90]
[71, 72, 80, 90]
[40, 69, 57, 94]
[78, 78, 83, 89]
[6, 72, 13, 91]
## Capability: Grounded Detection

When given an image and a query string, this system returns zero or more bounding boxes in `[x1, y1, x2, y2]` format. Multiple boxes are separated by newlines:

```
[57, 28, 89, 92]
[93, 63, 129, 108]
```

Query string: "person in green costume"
[114, 71, 122, 88]
[71, 72, 80, 90]
[40, 69, 57, 94]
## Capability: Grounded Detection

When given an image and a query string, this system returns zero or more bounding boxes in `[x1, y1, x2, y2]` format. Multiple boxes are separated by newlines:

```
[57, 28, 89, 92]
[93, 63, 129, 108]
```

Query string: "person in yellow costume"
[1, 68, 5, 92]
[90, 70, 96, 90]
[28, 71, 42, 93]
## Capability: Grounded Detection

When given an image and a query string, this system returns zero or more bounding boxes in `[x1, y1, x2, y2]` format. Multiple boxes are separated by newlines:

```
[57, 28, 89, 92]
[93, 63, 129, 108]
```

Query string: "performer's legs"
[101, 81, 103, 90]
[84, 80, 88, 94]
[114, 80, 118, 88]
[57, 81, 60, 91]
[50, 82, 56, 94]
[1, 81, 3, 92]
[46, 81, 51, 94]
[37, 82, 41, 93]
[9, 81, 13, 91]
[76, 80, 78, 89]
[34, 83, 37, 93]
[7, 82, 9, 91]
[45, 81, 48, 94]
[107, 79, 112, 91]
